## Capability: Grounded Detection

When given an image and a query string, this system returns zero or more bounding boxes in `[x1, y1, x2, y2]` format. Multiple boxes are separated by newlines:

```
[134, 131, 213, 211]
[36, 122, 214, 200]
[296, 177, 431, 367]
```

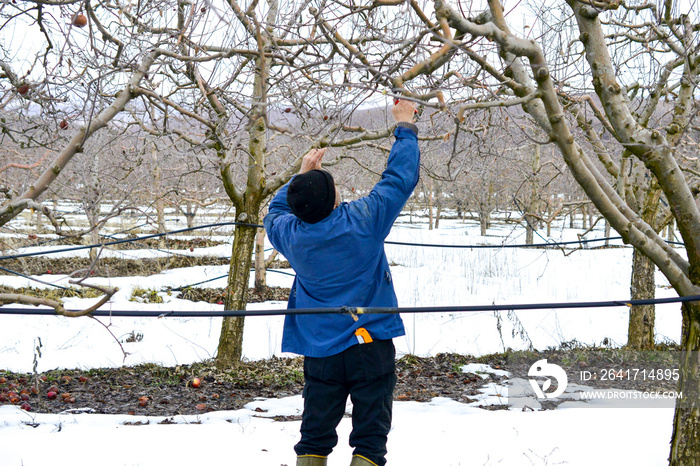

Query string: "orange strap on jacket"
[355, 327, 373, 344]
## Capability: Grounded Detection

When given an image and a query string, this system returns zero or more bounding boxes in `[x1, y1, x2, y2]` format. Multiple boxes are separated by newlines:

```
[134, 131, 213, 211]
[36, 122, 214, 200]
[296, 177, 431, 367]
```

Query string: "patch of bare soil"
[0, 354, 489, 416]
[2, 347, 683, 416]
[0, 233, 292, 279]
[113, 236, 225, 250]
[0, 285, 104, 300]
[0, 235, 231, 277]
[501, 343, 683, 394]
[178, 286, 291, 304]
[0, 255, 230, 277]
[0, 358, 305, 416]
[4, 235, 224, 251]
[395, 353, 484, 403]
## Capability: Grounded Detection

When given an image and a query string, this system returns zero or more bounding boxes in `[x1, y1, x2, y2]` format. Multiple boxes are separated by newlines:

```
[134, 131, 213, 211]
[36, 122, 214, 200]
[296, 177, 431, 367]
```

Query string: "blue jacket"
[264, 126, 420, 357]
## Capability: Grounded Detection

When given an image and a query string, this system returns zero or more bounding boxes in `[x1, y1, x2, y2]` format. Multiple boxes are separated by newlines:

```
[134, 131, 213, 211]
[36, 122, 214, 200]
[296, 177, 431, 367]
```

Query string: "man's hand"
[392, 99, 418, 124]
[300, 147, 327, 174]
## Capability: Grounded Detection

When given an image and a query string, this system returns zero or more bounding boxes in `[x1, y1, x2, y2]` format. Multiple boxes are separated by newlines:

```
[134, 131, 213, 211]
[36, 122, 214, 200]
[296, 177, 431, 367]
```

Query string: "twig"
[89, 315, 130, 364]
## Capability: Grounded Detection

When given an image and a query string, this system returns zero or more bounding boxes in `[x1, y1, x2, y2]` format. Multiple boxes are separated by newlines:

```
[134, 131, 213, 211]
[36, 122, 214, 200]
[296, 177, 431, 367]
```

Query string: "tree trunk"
[427, 183, 434, 230]
[254, 222, 266, 292]
[434, 181, 442, 229]
[628, 248, 656, 349]
[216, 218, 258, 368]
[185, 213, 195, 229]
[525, 144, 540, 245]
[525, 219, 534, 245]
[670, 302, 700, 465]
[479, 210, 489, 236]
[627, 177, 662, 349]
[88, 225, 100, 263]
[215, 43, 268, 368]
[524, 203, 538, 244]
[668, 219, 676, 243]
[184, 202, 196, 229]
[152, 146, 166, 247]
[85, 206, 100, 263]
[156, 198, 166, 243]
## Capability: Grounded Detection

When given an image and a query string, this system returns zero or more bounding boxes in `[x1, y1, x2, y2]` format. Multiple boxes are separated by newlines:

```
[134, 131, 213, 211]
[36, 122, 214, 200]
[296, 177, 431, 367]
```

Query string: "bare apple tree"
[103, 0, 451, 367]
[0, 2, 165, 311]
[393, 0, 698, 463]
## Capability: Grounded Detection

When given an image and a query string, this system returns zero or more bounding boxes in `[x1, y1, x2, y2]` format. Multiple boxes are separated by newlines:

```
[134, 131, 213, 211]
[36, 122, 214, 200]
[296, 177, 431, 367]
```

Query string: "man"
[264, 98, 420, 466]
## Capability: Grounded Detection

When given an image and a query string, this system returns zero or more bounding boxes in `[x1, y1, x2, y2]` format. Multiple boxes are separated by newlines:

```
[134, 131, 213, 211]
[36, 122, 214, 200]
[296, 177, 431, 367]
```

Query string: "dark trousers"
[295, 339, 397, 466]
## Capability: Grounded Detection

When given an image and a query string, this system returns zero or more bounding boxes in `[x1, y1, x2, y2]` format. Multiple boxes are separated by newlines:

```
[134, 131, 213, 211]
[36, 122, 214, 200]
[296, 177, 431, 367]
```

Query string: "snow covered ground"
[0, 215, 683, 465]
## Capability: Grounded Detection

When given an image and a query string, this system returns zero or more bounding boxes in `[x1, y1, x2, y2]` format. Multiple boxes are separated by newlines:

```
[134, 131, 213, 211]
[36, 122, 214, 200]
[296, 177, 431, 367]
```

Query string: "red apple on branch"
[72, 14, 87, 28]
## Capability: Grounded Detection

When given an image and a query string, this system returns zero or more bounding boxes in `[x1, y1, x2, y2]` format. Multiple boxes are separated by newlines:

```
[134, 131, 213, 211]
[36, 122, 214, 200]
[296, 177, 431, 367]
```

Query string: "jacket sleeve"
[353, 126, 420, 239]
[263, 180, 294, 252]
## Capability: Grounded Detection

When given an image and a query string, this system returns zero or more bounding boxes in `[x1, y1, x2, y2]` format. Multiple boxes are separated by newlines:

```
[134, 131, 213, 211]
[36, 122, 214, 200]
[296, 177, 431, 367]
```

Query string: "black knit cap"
[287, 169, 336, 224]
